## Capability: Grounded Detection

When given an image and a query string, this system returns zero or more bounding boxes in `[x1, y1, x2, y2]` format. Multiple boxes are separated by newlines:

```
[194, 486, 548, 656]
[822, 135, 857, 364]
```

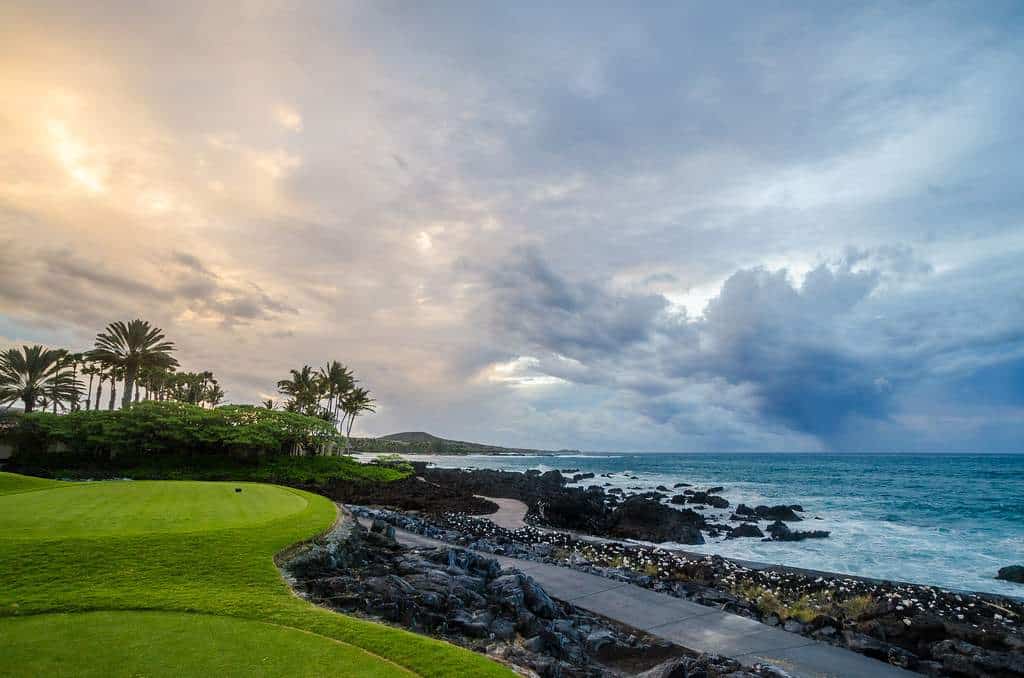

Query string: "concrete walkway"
[475, 495, 530, 530]
[359, 517, 915, 678]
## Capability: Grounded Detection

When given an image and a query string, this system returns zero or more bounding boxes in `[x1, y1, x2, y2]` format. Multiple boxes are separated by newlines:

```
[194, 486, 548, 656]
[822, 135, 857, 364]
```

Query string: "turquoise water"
[373, 452, 1024, 597]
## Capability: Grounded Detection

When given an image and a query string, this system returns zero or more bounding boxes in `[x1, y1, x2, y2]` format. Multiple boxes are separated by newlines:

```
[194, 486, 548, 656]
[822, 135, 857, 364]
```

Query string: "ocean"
[362, 452, 1024, 597]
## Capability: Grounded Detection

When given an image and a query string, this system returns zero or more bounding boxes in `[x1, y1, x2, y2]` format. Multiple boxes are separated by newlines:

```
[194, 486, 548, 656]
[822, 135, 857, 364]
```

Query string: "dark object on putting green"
[235, 488, 242, 493]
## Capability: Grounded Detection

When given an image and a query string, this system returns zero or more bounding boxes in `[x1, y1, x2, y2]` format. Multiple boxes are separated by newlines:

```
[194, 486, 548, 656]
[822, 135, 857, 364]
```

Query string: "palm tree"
[204, 380, 225, 407]
[141, 365, 174, 401]
[50, 349, 70, 413]
[169, 372, 199, 404]
[67, 352, 85, 411]
[340, 387, 375, 450]
[277, 366, 320, 415]
[82, 362, 98, 410]
[0, 345, 79, 413]
[107, 364, 122, 411]
[89, 319, 178, 410]
[47, 350, 85, 413]
[93, 362, 105, 412]
[319, 361, 354, 428]
[261, 398, 277, 410]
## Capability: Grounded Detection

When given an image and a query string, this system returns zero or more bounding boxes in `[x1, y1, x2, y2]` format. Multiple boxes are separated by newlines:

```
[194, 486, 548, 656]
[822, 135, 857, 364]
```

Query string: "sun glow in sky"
[1, 1, 1022, 452]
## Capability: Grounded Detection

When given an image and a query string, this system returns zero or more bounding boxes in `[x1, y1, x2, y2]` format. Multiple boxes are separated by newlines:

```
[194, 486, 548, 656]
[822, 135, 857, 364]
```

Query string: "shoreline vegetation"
[1, 318, 376, 453]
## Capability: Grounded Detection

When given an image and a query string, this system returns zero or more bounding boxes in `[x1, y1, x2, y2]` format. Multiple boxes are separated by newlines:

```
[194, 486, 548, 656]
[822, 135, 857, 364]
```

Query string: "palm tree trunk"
[86, 372, 94, 410]
[95, 379, 103, 412]
[122, 365, 137, 409]
[108, 378, 117, 411]
[71, 362, 79, 411]
[52, 364, 59, 413]
[345, 412, 355, 451]
[22, 394, 34, 413]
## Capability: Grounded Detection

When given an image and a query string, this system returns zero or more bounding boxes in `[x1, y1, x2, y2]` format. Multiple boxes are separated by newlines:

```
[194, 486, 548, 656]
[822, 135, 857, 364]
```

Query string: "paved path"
[475, 495, 529, 530]
[359, 517, 914, 678]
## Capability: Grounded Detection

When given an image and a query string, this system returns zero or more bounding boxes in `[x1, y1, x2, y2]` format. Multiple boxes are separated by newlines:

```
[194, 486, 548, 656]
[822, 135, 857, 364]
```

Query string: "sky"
[1, 1, 1022, 452]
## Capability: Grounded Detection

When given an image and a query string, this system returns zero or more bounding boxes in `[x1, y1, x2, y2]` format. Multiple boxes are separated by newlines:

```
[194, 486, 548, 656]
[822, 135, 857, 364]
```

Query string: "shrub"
[839, 594, 876, 620]
[12, 401, 340, 461]
[370, 453, 414, 474]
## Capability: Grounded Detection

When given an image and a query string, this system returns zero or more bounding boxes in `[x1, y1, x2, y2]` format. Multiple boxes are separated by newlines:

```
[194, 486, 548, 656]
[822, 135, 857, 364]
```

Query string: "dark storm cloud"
[695, 264, 887, 436]
[485, 247, 669, 358]
[477, 248, 1024, 449]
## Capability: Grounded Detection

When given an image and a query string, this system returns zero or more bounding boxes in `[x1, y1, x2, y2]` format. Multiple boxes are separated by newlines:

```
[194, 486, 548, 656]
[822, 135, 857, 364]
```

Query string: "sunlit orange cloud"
[0, 2, 511, 438]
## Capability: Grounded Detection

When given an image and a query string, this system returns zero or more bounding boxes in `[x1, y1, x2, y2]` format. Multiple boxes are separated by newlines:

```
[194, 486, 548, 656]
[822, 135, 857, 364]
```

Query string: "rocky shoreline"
[322, 464, 1023, 677]
[325, 464, 829, 546]
[279, 507, 786, 677]
[351, 505, 1024, 677]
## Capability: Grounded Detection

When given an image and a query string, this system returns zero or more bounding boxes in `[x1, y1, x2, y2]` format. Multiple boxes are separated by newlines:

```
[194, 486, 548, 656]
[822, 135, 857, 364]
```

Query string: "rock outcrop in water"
[733, 503, 804, 522]
[605, 496, 706, 544]
[682, 490, 730, 509]
[727, 523, 765, 539]
[996, 565, 1024, 584]
[765, 520, 829, 542]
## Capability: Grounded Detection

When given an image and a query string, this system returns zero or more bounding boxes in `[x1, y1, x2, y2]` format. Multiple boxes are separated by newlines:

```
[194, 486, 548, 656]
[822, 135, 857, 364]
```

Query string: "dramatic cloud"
[473, 247, 1023, 450]
[484, 248, 670, 359]
[0, 1, 1021, 451]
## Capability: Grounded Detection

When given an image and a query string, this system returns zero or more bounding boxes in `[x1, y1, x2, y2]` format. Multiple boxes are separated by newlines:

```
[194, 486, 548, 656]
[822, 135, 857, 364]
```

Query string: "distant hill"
[379, 432, 450, 445]
[359, 431, 577, 456]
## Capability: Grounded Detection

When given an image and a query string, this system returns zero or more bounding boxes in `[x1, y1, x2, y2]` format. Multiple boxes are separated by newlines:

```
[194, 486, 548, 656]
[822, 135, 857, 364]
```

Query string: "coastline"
[352, 451, 1024, 598]
[337, 494, 1023, 675]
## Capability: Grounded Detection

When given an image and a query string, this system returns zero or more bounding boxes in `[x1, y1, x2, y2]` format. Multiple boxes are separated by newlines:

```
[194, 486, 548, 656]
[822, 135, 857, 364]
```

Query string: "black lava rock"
[996, 565, 1024, 584]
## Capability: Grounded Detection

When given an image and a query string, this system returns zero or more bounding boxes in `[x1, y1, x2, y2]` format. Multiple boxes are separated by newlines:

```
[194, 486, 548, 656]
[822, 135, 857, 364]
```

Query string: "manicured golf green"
[0, 480, 309, 539]
[0, 472, 512, 677]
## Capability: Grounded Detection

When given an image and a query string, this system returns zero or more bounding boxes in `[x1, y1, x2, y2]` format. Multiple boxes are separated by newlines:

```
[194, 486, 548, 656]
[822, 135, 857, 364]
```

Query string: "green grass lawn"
[0, 471, 63, 496]
[0, 480, 309, 539]
[0, 472, 511, 677]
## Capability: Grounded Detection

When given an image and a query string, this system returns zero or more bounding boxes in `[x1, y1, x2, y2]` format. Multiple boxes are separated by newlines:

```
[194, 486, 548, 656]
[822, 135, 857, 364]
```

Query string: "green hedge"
[6, 454, 409, 484]
[9, 402, 340, 460]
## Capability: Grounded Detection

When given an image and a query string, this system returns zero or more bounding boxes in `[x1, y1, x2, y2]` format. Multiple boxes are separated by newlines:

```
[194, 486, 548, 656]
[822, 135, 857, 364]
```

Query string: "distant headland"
[351, 431, 579, 456]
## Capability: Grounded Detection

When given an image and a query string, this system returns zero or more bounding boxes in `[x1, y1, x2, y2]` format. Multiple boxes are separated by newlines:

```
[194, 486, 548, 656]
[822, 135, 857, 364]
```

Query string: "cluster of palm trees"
[0, 346, 82, 414]
[274, 360, 375, 447]
[0, 319, 223, 413]
[1, 320, 377, 449]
